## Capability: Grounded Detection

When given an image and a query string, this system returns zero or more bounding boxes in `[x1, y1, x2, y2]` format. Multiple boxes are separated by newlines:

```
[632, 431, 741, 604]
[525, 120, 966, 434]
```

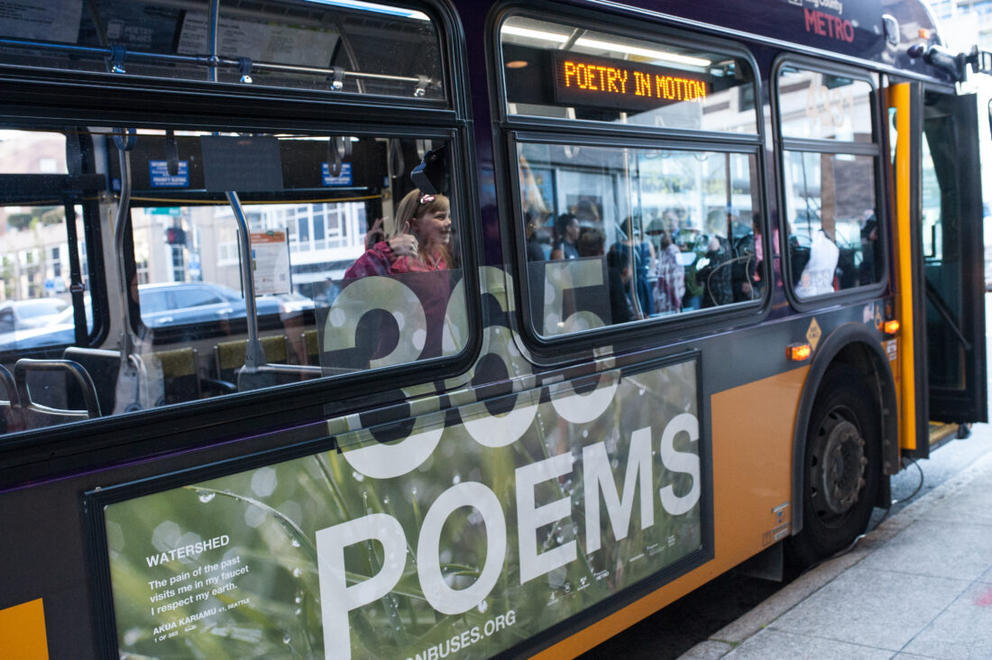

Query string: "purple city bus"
[0, 0, 987, 657]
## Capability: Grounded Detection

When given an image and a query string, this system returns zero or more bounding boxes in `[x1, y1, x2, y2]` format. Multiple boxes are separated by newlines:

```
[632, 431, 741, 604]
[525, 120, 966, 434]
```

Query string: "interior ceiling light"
[502, 25, 711, 68]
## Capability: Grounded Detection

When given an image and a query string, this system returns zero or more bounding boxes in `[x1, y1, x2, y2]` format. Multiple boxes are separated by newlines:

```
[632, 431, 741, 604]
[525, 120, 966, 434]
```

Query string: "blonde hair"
[387, 188, 451, 263]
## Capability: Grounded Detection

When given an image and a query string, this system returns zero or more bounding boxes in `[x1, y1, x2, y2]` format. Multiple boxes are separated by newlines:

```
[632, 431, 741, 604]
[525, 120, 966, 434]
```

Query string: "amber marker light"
[883, 319, 901, 335]
[506, 60, 529, 69]
[787, 343, 812, 362]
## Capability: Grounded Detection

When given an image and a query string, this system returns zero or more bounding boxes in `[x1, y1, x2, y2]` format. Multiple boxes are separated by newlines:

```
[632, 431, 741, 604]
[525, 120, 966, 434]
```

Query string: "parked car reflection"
[0, 283, 315, 351]
[138, 282, 313, 328]
[0, 300, 88, 351]
[0, 298, 68, 334]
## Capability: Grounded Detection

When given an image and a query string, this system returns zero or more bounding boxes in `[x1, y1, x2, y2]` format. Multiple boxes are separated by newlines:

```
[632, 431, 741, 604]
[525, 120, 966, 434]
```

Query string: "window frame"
[0, 0, 484, 453]
[772, 55, 889, 309]
[0, 134, 109, 360]
[0, 0, 454, 112]
[492, 4, 771, 357]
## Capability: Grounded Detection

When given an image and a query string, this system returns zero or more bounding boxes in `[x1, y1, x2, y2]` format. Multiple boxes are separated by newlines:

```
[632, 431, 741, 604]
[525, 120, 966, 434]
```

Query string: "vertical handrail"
[209, 0, 263, 374]
[114, 136, 135, 363]
[228, 192, 265, 373]
[113, 129, 148, 411]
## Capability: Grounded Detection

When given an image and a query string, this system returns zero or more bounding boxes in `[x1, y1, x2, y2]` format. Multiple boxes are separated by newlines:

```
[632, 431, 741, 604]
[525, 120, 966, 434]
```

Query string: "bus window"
[501, 16, 757, 134]
[518, 142, 760, 336]
[501, 15, 764, 339]
[0, 127, 469, 429]
[776, 64, 883, 298]
[0, 0, 445, 102]
[778, 68, 874, 141]
[0, 131, 95, 355]
[782, 152, 879, 294]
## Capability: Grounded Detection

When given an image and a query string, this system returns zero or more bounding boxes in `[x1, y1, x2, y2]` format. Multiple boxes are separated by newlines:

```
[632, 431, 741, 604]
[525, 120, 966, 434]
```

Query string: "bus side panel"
[711, 367, 808, 555]
[534, 366, 807, 657]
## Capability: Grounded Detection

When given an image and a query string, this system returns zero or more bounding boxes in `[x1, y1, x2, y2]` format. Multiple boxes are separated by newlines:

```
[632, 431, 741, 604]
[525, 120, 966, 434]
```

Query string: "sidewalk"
[681, 434, 992, 659]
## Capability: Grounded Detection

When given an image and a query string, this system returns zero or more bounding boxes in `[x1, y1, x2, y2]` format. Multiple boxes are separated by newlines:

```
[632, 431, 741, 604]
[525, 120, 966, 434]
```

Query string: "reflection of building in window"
[217, 242, 239, 267]
[132, 202, 367, 299]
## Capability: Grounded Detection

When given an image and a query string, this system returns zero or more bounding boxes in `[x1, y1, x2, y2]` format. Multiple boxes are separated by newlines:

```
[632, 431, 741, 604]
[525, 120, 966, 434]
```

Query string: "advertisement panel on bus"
[96, 355, 707, 659]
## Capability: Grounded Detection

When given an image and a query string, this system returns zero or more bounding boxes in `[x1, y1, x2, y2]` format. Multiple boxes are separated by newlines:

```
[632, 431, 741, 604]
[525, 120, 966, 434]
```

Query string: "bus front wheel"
[788, 365, 881, 569]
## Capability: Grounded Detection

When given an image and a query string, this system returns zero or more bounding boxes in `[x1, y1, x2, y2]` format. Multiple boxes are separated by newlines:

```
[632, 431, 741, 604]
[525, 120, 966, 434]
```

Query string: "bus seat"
[302, 329, 319, 365]
[213, 335, 289, 385]
[14, 358, 101, 428]
[63, 347, 120, 416]
[147, 347, 202, 405]
[0, 363, 22, 433]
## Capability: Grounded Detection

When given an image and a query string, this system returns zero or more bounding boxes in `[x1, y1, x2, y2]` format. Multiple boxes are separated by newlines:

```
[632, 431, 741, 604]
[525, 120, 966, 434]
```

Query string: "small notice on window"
[149, 161, 190, 188]
[321, 162, 353, 186]
[0, 0, 83, 43]
[250, 231, 290, 296]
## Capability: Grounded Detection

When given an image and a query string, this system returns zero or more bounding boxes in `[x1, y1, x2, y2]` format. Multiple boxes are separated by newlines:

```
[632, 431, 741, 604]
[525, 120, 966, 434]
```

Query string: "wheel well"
[829, 342, 899, 479]
[790, 324, 898, 536]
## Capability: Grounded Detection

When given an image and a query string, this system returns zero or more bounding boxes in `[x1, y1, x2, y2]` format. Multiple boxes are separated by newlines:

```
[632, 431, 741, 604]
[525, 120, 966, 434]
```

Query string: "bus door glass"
[920, 90, 988, 425]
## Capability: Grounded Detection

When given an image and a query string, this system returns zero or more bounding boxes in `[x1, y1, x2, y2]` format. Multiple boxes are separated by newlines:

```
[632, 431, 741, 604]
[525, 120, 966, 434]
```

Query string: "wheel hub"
[818, 416, 867, 515]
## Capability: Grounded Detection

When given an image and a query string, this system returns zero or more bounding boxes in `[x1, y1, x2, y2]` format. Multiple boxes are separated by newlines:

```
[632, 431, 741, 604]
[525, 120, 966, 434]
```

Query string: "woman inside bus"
[345, 188, 452, 278]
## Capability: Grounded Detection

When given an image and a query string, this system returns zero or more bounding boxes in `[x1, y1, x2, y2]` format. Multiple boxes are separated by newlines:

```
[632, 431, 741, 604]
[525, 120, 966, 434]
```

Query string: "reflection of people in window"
[654, 230, 684, 313]
[577, 226, 605, 257]
[550, 213, 580, 260]
[345, 189, 451, 278]
[606, 245, 635, 323]
[859, 210, 879, 285]
[796, 225, 839, 297]
[700, 236, 733, 307]
[525, 211, 548, 261]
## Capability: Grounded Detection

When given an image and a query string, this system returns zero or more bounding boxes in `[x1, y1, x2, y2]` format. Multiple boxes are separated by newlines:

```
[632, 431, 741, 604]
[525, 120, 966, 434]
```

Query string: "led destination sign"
[552, 51, 709, 112]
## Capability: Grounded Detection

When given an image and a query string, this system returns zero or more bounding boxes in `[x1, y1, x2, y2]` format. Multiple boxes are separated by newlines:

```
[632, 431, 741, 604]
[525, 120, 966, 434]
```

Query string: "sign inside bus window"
[101, 336, 706, 659]
[551, 52, 709, 112]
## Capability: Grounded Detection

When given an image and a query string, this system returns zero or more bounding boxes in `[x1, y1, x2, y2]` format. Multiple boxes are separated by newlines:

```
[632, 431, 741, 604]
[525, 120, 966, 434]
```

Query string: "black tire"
[787, 365, 881, 570]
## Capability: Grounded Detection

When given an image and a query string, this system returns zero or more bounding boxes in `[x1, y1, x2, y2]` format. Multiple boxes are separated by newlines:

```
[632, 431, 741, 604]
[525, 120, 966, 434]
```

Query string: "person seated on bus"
[345, 188, 451, 278]
[550, 213, 580, 260]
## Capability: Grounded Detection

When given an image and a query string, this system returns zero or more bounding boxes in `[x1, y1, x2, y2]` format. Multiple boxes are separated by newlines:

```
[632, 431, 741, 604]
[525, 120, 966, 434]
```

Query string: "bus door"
[887, 83, 988, 458]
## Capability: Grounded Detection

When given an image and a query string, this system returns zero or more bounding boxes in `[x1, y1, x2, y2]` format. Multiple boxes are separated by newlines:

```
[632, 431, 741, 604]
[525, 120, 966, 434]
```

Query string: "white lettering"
[516, 452, 575, 583]
[316, 514, 406, 660]
[417, 482, 506, 614]
[659, 413, 701, 515]
[583, 428, 654, 553]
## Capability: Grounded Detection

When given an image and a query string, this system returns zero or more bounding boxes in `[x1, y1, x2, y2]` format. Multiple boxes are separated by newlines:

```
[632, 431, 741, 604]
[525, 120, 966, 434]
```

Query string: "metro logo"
[804, 8, 855, 42]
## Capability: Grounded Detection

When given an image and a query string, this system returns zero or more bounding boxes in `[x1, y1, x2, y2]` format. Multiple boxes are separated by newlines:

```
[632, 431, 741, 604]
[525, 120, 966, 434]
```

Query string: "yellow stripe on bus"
[889, 83, 918, 451]
[0, 598, 48, 660]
